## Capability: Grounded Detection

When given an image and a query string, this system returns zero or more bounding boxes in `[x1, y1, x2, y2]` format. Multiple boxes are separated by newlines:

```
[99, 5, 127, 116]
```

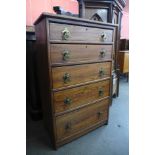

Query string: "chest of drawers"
[34, 13, 117, 149]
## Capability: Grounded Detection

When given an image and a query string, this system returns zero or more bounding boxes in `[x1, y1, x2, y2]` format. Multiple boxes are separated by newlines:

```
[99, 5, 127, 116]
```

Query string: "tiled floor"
[27, 78, 129, 155]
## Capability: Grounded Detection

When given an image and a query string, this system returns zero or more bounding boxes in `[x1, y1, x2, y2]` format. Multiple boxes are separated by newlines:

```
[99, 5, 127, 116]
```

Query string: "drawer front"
[50, 44, 113, 65]
[53, 79, 110, 114]
[52, 62, 111, 89]
[49, 23, 113, 42]
[55, 98, 109, 141]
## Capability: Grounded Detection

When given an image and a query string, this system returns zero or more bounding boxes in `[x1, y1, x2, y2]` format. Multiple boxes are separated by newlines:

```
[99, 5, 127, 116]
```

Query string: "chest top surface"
[34, 12, 118, 27]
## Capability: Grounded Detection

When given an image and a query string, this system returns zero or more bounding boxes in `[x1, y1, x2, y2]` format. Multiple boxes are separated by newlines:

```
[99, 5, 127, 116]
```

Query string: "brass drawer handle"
[62, 27, 70, 40]
[64, 97, 72, 105]
[101, 32, 107, 41]
[65, 122, 72, 130]
[63, 73, 71, 83]
[99, 68, 105, 77]
[98, 111, 103, 118]
[63, 50, 70, 61]
[100, 49, 106, 58]
[99, 88, 104, 96]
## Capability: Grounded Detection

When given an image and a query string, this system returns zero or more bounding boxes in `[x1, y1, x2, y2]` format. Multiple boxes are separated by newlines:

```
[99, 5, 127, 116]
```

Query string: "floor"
[26, 78, 129, 155]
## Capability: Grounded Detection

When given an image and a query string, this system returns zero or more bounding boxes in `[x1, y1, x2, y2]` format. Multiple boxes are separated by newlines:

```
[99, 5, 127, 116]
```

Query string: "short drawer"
[52, 62, 111, 89]
[49, 23, 113, 43]
[50, 44, 113, 65]
[55, 98, 109, 142]
[53, 79, 110, 114]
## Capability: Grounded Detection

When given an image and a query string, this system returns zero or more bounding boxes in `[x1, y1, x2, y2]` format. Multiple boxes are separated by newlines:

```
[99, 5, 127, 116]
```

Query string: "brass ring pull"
[62, 27, 70, 40]
[65, 122, 72, 130]
[99, 88, 104, 96]
[99, 68, 105, 77]
[98, 111, 103, 118]
[63, 50, 70, 61]
[63, 73, 71, 83]
[100, 49, 106, 58]
[101, 32, 107, 41]
[64, 97, 72, 105]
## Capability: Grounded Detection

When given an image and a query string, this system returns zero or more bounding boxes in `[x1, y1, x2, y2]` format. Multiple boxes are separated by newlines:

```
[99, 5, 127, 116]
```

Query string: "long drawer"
[49, 23, 113, 42]
[52, 62, 111, 89]
[55, 98, 109, 142]
[50, 44, 113, 65]
[53, 79, 110, 114]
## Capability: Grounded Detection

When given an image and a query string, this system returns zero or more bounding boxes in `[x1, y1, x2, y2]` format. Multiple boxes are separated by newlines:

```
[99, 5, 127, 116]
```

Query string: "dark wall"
[26, 27, 42, 120]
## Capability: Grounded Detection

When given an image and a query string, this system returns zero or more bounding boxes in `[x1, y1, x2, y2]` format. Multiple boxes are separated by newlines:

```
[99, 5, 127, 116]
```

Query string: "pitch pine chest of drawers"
[34, 13, 117, 149]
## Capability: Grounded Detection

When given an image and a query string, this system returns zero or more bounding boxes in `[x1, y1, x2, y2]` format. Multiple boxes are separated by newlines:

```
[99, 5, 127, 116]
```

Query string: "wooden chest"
[118, 50, 129, 74]
[34, 13, 117, 149]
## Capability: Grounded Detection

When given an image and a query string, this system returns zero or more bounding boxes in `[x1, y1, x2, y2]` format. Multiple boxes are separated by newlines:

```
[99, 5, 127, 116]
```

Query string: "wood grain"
[53, 79, 110, 114]
[118, 51, 129, 73]
[56, 120, 107, 148]
[52, 62, 111, 89]
[34, 13, 116, 149]
[55, 98, 109, 141]
[50, 44, 113, 65]
[49, 23, 113, 42]
[35, 18, 57, 149]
